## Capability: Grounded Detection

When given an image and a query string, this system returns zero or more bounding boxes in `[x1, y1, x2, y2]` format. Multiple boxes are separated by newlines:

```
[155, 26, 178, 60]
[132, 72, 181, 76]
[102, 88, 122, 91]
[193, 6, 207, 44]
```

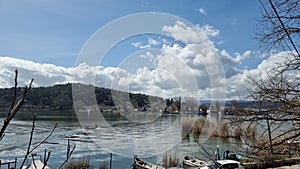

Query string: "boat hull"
[133, 157, 165, 169]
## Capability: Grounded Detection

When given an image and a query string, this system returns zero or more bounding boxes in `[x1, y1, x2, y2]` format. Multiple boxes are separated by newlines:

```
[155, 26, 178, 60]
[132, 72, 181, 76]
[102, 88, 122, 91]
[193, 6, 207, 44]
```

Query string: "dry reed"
[219, 122, 229, 137]
[244, 125, 257, 140]
[232, 124, 243, 138]
[181, 117, 219, 137]
[162, 153, 181, 168]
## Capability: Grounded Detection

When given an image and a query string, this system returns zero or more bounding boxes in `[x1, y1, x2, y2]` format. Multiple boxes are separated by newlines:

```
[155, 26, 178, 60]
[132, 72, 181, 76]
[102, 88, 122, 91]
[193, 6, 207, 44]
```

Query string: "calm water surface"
[0, 111, 243, 169]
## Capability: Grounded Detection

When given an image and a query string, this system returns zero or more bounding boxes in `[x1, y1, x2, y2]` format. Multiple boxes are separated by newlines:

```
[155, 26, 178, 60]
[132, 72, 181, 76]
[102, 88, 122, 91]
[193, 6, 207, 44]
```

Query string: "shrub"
[64, 158, 91, 169]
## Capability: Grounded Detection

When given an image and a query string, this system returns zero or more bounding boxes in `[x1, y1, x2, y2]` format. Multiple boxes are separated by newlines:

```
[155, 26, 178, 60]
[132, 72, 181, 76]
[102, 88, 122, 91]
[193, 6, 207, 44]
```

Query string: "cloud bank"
[0, 21, 289, 100]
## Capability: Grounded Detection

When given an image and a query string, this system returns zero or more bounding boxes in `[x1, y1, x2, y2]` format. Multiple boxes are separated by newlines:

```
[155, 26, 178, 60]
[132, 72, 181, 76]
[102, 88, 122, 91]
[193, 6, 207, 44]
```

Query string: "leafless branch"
[20, 115, 37, 168]
[42, 151, 51, 169]
[19, 115, 57, 169]
[58, 139, 76, 169]
[9, 69, 18, 114]
[0, 70, 34, 140]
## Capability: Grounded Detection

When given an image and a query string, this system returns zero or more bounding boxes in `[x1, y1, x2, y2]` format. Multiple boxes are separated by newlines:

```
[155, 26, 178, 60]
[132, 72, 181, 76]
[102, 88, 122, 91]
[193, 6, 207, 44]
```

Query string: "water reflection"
[0, 111, 244, 169]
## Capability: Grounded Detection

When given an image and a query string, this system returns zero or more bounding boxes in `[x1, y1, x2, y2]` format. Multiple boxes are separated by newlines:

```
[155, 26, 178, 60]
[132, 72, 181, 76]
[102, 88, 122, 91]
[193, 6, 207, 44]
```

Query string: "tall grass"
[232, 124, 243, 138]
[182, 117, 256, 139]
[192, 118, 205, 134]
[181, 117, 206, 135]
[244, 124, 257, 140]
[218, 122, 229, 137]
[181, 117, 193, 134]
[162, 153, 181, 168]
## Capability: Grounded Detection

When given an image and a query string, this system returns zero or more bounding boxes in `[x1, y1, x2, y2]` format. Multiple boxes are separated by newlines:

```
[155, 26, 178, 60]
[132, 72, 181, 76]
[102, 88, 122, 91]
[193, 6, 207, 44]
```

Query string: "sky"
[0, 0, 284, 101]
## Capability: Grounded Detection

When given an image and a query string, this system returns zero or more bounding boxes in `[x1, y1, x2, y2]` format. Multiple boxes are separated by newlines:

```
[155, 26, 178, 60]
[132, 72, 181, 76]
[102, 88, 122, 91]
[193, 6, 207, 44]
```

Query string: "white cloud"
[0, 56, 73, 87]
[132, 37, 161, 50]
[220, 50, 251, 67]
[162, 21, 219, 44]
[200, 25, 220, 37]
[0, 57, 119, 89]
[162, 21, 208, 44]
[148, 37, 160, 46]
[139, 51, 158, 65]
[198, 8, 207, 16]
[131, 42, 151, 49]
[1, 21, 292, 101]
[224, 51, 298, 100]
[131, 42, 142, 48]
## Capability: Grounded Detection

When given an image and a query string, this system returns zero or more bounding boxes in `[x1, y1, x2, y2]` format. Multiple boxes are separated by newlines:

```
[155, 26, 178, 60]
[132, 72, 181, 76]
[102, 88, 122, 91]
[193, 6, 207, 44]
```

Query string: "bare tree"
[233, 73, 300, 155]
[1, 70, 76, 168]
[233, 0, 300, 156]
[256, 0, 299, 55]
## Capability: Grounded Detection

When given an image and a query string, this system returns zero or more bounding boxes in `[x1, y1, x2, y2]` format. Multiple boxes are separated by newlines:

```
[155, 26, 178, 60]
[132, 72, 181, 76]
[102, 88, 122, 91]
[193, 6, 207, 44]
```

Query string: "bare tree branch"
[58, 139, 76, 169]
[20, 115, 36, 168]
[42, 151, 51, 169]
[0, 70, 34, 141]
[9, 69, 18, 114]
[19, 116, 57, 169]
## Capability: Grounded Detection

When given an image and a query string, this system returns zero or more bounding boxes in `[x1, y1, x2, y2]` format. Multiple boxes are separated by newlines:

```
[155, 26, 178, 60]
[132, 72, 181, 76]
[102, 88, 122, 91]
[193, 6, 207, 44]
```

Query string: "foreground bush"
[64, 159, 91, 169]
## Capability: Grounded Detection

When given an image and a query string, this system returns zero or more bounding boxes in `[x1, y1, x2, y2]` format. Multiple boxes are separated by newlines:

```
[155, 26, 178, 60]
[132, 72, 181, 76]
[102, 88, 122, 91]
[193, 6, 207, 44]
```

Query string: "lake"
[0, 111, 243, 169]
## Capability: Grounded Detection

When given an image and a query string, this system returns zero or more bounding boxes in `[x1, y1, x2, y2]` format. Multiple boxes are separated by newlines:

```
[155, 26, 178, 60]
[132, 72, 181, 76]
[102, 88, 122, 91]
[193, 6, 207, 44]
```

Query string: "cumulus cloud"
[220, 50, 251, 67]
[0, 21, 290, 101]
[0, 57, 119, 89]
[163, 21, 208, 44]
[224, 51, 298, 100]
[0, 57, 73, 87]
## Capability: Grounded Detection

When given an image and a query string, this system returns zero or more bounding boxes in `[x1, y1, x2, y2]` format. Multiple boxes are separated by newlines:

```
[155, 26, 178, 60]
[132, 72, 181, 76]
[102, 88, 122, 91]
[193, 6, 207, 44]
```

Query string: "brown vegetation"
[162, 153, 181, 168]
[243, 124, 257, 141]
[232, 124, 243, 139]
[64, 158, 91, 169]
[216, 122, 229, 137]
[232, 0, 300, 157]
[181, 117, 209, 136]
[181, 116, 258, 140]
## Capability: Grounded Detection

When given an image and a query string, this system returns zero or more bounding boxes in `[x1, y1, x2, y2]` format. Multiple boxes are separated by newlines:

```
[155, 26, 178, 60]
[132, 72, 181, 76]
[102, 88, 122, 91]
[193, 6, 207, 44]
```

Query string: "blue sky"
[0, 0, 261, 68]
[1, 0, 276, 100]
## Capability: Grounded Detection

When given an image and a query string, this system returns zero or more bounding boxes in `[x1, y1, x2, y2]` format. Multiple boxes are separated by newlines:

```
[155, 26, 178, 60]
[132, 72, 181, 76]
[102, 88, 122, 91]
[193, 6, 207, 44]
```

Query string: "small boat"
[200, 160, 244, 169]
[223, 150, 244, 162]
[84, 124, 98, 130]
[133, 157, 165, 169]
[182, 156, 208, 168]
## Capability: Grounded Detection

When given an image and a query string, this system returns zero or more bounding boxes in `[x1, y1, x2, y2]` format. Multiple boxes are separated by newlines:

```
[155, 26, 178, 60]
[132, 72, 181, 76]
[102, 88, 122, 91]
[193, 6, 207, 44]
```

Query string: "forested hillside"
[0, 83, 162, 111]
